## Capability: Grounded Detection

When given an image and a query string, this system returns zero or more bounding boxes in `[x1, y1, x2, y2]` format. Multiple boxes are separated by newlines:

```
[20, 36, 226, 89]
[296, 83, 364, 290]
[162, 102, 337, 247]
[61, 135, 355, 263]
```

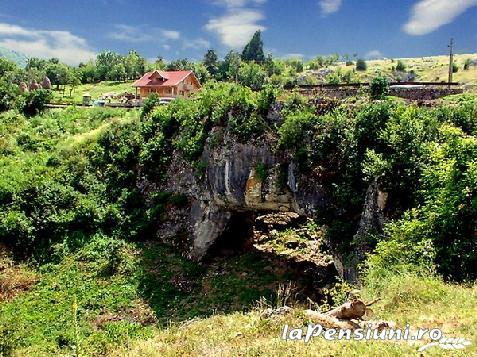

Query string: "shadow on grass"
[136, 241, 336, 327]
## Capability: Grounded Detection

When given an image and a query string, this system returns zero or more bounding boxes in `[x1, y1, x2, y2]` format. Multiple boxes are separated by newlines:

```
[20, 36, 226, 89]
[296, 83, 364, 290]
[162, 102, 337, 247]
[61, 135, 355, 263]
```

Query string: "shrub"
[141, 93, 161, 119]
[278, 110, 316, 149]
[0, 80, 19, 112]
[463, 58, 471, 70]
[395, 60, 406, 72]
[19, 89, 53, 116]
[238, 62, 267, 90]
[369, 76, 389, 100]
[356, 58, 367, 71]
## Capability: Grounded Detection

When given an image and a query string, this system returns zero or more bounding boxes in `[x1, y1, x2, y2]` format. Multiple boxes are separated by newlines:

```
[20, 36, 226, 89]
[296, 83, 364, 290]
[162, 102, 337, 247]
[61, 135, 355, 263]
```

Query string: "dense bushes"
[0, 83, 476, 282]
[277, 94, 477, 280]
[0, 80, 52, 116]
[18, 89, 53, 116]
[0, 83, 280, 258]
[369, 76, 389, 100]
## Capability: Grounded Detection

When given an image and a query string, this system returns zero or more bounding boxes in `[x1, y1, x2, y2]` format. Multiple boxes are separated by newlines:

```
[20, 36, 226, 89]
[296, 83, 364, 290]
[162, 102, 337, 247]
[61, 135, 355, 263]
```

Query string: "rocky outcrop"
[140, 129, 386, 284]
[142, 131, 328, 261]
[335, 179, 388, 283]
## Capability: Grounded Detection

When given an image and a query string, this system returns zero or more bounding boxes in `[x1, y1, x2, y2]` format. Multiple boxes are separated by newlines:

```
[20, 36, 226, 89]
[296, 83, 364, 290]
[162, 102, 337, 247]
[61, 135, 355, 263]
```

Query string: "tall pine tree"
[241, 31, 265, 63]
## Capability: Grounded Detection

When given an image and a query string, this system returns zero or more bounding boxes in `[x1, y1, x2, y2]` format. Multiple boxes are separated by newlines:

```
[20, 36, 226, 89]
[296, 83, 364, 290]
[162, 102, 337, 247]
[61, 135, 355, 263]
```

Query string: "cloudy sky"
[0, 0, 475, 65]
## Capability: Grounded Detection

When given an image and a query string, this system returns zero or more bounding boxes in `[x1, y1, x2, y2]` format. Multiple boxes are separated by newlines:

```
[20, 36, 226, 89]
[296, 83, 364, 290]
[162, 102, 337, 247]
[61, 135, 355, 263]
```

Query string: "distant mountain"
[0, 46, 28, 68]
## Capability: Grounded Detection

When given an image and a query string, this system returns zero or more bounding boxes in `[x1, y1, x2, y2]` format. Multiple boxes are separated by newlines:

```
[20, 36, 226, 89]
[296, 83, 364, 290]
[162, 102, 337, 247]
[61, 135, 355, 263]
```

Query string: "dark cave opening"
[205, 212, 256, 259]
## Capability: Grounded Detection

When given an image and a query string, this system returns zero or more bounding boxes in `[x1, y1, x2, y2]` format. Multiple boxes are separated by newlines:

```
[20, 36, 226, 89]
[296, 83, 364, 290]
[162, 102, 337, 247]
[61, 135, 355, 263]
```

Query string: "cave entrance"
[206, 212, 256, 259]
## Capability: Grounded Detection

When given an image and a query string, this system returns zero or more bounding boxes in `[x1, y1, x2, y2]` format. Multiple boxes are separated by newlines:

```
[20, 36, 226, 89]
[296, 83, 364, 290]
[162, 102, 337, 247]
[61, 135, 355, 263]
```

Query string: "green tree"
[96, 51, 123, 80]
[67, 70, 81, 97]
[396, 60, 406, 72]
[220, 50, 242, 81]
[241, 30, 265, 63]
[45, 63, 71, 89]
[0, 79, 19, 112]
[166, 58, 194, 71]
[356, 58, 367, 71]
[108, 63, 127, 81]
[463, 58, 471, 70]
[369, 76, 389, 100]
[238, 62, 266, 90]
[78, 61, 97, 83]
[0, 58, 17, 76]
[26, 57, 48, 71]
[203, 49, 219, 77]
[19, 89, 53, 116]
[193, 63, 211, 84]
[125, 50, 145, 79]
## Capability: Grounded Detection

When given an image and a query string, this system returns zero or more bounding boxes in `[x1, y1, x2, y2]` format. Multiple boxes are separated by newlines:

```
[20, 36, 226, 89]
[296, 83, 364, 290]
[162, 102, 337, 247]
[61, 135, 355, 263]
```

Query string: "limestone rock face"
[140, 128, 386, 279]
[142, 133, 327, 260]
[337, 178, 388, 283]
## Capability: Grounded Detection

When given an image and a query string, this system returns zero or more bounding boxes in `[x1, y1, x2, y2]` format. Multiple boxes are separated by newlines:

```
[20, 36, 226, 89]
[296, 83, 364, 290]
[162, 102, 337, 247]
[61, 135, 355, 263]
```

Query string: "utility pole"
[448, 38, 454, 88]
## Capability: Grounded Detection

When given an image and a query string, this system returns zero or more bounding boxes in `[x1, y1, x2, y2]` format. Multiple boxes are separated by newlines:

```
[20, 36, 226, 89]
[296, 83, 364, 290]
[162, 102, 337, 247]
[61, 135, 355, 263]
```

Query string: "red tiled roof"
[133, 70, 194, 87]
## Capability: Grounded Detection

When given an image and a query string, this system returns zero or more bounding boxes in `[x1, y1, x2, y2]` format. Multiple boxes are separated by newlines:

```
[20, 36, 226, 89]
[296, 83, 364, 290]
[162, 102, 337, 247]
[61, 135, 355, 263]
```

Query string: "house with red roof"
[133, 70, 201, 99]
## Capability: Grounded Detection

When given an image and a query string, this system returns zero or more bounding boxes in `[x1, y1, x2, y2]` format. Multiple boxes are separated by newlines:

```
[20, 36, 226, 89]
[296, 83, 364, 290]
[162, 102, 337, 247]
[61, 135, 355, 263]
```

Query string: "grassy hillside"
[113, 274, 477, 357]
[3, 238, 475, 356]
[309, 53, 477, 86]
[51, 81, 135, 104]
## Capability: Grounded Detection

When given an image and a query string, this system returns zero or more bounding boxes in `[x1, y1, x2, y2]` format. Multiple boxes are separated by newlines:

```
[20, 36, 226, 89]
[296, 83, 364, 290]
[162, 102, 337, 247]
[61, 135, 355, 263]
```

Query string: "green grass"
[3, 235, 476, 356]
[321, 53, 477, 86]
[51, 81, 136, 104]
[110, 274, 477, 357]
[0, 236, 297, 356]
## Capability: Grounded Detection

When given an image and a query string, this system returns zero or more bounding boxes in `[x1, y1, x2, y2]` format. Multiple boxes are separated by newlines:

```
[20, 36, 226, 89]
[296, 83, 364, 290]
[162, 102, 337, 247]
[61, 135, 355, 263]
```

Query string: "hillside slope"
[306, 53, 477, 86]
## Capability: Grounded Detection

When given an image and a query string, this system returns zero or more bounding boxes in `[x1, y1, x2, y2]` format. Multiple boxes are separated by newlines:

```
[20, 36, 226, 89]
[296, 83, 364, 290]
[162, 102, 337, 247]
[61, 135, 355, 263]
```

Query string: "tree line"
[0, 30, 377, 96]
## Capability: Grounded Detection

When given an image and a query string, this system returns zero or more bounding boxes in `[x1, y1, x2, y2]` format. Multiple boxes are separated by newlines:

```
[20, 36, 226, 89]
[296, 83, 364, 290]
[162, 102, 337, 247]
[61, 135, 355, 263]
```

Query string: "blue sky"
[0, 0, 475, 65]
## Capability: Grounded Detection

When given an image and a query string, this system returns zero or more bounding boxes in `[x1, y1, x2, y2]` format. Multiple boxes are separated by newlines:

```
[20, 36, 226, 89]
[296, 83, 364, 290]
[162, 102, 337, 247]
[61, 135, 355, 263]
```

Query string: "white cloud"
[205, 8, 265, 48]
[183, 37, 211, 50]
[403, 0, 477, 35]
[205, 0, 266, 48]
[365, 49, 384, 60]
[161, 30, 180, 41]
[284, 53, 305, 59]
[319, 0, 342, 16]
[0, 23, 95, 65]
[108, 24, 180, 42]
[211, 0, 266, 7]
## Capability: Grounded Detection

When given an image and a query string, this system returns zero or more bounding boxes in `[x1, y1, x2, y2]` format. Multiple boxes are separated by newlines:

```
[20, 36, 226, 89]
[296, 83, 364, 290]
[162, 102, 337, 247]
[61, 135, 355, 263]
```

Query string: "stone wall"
[388, 87, 463, 100]
[298, 86, 463, 100]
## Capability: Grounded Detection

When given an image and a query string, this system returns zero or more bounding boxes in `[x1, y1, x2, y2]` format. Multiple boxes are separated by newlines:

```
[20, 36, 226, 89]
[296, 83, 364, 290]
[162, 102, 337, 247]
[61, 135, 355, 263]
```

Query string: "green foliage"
[241, 30, 265, 63]
[140, 93, 161, 120]
[356, 58, 367, 71]
[203, 49, 219, 78]
[0, 79, 19, 112]
[19, 89, 53, 116]
[369, 76, 389, 100]
[238, 62, 267, 90]
[464, 58, 471, 70]
[0, 58, 17, 77]
[395, 60, 406, 72]
[452, 62, 459, 73]
[278, 110, 316, 149]
[255, 162, 267, 181]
